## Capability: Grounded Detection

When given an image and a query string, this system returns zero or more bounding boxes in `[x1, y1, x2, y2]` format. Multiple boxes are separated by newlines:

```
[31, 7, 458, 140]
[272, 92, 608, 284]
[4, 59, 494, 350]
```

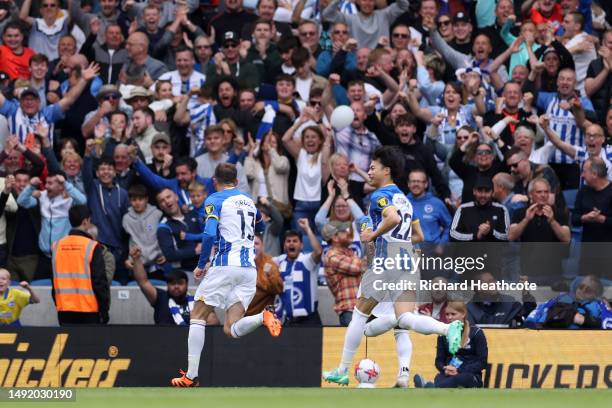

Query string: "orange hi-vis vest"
[52, 234, 99, 313]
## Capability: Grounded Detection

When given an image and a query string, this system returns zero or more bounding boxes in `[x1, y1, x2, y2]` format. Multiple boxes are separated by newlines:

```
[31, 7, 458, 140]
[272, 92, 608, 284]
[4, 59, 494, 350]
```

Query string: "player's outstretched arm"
[197, 217, 218, 269]
[130, 247, 157, 306]
[298, 218, 322, 263]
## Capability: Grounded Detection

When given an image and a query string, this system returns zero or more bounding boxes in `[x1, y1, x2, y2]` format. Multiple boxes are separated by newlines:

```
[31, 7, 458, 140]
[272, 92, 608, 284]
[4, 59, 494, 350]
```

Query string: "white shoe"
[394, 375, 410, 388]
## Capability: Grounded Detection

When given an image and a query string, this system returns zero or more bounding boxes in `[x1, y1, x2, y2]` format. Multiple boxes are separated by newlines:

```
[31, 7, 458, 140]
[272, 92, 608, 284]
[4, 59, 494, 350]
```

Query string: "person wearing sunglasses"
[390, 24, 412, 52]
[505, 147, 561, 211]
[19, 0, 70, 61]
[205, 31, 260, 91]
[315, 22, 357, 77]
[81, 84, 123, 140]
[296, 20, 321, 58]
[193, 35, 213, 74]
[436, 14, 454, 43]
[322, 0, 410, 49]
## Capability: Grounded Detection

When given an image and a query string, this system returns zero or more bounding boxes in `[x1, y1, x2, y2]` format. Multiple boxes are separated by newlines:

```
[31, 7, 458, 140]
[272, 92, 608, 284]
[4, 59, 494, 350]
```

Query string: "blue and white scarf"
[256, 100, 303, 141]
[313, 0, 356, 21]
[340, 0, 358, 14]
[169, 294, 194, 326]
[188, 99, 216, 156]
[10, 108, 52, 145]
[256, 101, 280, 141]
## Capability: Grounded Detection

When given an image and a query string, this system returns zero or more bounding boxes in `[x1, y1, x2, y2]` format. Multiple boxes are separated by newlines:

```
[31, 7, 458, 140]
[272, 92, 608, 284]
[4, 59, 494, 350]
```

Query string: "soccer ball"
[354, 359, 380, 388]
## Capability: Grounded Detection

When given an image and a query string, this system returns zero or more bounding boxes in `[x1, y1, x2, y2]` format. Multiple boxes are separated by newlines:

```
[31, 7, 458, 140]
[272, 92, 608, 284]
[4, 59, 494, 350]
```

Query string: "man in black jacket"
[450, 176, 509, 243]
[387, 114, 450, 200]
[4, 170, 41, 281]
[572, 157, 612, 278]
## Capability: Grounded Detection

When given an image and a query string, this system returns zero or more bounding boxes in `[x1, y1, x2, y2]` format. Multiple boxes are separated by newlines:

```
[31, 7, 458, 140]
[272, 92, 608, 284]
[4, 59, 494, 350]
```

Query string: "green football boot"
[322, 368, 349, 386]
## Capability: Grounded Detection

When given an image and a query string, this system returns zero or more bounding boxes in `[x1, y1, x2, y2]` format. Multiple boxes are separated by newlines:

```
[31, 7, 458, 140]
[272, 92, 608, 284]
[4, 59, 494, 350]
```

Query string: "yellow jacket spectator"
[0, 268, 40, 326]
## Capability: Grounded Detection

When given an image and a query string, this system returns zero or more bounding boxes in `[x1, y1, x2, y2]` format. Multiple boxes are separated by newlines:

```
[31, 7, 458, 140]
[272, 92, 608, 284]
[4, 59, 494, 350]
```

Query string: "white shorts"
[194, 266, 257, 310]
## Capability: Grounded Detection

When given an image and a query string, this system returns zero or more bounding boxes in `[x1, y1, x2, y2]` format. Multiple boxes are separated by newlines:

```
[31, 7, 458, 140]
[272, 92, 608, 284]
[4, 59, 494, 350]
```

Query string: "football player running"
[171, 163, 282, 387]
[323, 146, 463, 386]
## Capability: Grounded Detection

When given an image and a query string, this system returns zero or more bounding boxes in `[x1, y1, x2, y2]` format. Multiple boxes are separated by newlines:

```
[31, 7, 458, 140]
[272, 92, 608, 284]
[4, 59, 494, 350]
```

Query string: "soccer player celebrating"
[323, 146, 464, 386]
[171, 163, 282, 387]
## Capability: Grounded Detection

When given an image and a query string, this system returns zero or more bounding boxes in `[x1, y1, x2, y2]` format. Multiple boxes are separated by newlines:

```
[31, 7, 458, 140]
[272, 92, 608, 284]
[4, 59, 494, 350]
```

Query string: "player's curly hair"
[372, 146, 405, 182]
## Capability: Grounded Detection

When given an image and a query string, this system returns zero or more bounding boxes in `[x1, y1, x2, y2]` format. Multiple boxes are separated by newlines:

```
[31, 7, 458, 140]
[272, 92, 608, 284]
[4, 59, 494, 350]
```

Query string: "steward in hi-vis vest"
[51, 205, 110, 325]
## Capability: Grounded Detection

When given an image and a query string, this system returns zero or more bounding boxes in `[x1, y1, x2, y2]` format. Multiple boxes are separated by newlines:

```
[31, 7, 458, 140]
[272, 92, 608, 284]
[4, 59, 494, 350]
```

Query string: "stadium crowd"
[0, 0, 610, 329]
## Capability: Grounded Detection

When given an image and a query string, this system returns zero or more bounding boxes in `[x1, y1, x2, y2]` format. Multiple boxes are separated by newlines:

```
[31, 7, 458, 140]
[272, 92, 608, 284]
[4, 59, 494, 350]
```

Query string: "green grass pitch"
[16, 388, 612, 408]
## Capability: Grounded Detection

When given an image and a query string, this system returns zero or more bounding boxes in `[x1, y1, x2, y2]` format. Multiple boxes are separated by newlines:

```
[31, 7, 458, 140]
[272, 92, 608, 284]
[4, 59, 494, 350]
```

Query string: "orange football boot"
[170, 369, 199, 387]
[262, 305, 282, 337]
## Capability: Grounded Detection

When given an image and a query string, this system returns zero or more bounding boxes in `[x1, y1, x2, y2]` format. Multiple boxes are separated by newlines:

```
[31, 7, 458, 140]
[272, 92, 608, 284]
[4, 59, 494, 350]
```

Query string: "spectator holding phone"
[508, 177, 570, 284]
[413, 301, 488, 388]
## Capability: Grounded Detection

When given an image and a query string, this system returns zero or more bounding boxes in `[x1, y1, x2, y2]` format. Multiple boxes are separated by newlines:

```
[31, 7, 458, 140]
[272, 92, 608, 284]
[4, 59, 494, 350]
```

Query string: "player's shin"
[230, 313, 263, 338]
[186, 319, 206, 379]
[339, 308, 369, 372]
[364, 315, 397, 337]
[394, 329, 412, 379]
[397, 312, 447, 335]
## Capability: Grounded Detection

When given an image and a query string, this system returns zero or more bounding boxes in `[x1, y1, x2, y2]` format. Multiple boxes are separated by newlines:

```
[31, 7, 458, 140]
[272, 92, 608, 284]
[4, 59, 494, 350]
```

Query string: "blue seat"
[563, 189, 578, 211]
[111, 280, 123, 286]
[29, 279, 52, 286]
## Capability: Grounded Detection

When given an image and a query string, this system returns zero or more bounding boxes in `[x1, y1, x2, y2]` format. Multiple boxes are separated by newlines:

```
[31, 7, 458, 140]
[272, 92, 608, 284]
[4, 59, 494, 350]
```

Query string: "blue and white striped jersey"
[0, 99, 64, 145]
[537, 93, 595, 164]
[205, 188, 263, 268]
[369, 184, 414, 258]
[273, 252, 319, 318]
[156, 70, 206, 96]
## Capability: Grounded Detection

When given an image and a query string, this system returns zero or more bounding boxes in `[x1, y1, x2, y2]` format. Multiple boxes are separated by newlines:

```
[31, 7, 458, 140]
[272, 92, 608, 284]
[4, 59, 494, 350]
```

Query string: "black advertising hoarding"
[0, 326, 322, 387]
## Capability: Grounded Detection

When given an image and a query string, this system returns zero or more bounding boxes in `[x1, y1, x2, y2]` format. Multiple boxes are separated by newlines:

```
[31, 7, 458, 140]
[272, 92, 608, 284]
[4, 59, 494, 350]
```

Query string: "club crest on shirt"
[377, 197, 388, 208]
[205, 204, 215, 214]
[424, 204, 434, 214]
